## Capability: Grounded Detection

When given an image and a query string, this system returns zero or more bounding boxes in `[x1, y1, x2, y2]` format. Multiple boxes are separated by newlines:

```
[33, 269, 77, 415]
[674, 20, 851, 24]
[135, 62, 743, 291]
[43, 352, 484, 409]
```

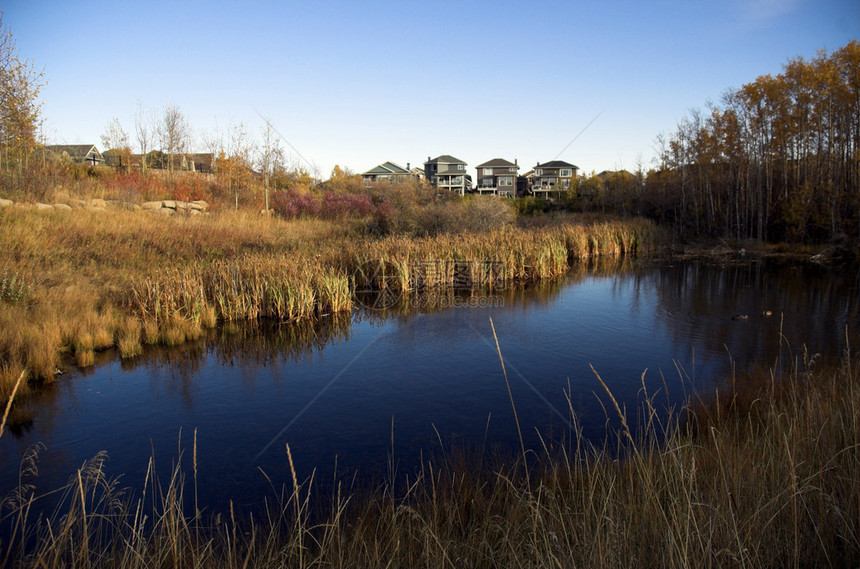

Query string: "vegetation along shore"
[1, 13, 858, 568]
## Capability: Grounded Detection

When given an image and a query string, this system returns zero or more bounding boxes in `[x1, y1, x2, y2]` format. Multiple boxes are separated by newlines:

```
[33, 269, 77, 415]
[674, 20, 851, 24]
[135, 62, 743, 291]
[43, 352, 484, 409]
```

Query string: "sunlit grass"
[0, 205, 666, 398]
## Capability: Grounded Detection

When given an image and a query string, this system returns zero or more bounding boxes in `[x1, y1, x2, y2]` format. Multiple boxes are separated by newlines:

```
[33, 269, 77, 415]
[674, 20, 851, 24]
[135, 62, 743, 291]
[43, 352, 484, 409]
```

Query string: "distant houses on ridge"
[41, 143, 581, 200]
[363, 155, 579, 199]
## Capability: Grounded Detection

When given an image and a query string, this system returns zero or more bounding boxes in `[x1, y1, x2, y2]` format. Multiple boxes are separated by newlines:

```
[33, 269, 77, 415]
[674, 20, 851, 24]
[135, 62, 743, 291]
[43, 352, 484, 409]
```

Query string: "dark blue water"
[1, 259, 858, 513]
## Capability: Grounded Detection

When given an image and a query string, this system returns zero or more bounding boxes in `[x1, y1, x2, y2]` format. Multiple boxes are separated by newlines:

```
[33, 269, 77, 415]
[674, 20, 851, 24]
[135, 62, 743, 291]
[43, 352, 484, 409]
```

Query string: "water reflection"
[1, 259, 857, 515]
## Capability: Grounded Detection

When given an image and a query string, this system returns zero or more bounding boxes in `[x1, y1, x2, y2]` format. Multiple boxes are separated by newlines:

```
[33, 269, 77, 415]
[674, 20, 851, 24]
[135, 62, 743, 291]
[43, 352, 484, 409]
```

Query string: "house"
[475, 158, 519, 197]
[424, 155, 471, 196]
[531, 160, 579, 200]
[362, 161, 413, 184]
[185, 153, 214, 173]
[44, 144, 104, 166]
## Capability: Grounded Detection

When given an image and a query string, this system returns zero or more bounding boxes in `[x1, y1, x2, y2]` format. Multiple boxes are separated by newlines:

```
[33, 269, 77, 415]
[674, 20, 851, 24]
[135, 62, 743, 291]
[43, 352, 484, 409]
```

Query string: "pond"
[1, 258, 858, 513]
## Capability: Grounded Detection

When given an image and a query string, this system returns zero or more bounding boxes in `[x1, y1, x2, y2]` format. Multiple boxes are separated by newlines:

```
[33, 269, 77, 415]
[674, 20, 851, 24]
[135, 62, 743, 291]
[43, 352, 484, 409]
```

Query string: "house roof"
[536, 160, 579, 170]
[425, 154, 466, 165]
[363, 161, 410, 176]
[44, 144, 102, 160]
[476, 158, 518, 169]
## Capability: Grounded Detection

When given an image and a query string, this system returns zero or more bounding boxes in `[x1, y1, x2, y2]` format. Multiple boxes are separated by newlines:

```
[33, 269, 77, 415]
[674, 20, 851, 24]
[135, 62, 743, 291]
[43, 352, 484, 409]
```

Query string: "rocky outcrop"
[0, 197, 210, 216]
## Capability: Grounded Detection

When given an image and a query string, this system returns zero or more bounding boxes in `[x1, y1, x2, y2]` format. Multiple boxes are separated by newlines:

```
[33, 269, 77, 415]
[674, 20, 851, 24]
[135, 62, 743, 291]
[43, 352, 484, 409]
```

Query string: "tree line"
[640, 41, 859, 244]
[1, 11, 857, 243]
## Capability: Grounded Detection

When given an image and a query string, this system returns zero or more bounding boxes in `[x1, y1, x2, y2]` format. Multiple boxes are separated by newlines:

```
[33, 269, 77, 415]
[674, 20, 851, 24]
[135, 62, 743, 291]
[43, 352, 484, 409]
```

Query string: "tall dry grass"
[1, 342, 856, 567]
[0, 204, 665, 400]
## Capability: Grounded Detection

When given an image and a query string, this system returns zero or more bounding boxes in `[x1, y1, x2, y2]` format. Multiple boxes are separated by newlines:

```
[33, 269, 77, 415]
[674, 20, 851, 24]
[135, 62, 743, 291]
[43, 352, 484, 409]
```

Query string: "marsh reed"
[0, 205, 665, 399]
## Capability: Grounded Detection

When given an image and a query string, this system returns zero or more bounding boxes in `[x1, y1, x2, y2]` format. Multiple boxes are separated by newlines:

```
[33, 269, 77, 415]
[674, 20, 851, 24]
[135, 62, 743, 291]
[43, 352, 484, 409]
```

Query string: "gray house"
[424, 155, 471, 196]
[362, 161, 413, 184]
[44, 144, 104, 166]
[531, 160, 579, 200]
[475, 158, 519, 197]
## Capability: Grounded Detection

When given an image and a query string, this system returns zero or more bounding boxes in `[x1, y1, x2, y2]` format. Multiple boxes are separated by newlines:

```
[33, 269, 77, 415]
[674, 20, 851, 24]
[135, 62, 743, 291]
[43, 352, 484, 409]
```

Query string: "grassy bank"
[1, 343, 856, 567]
[0, 205, 665, 399]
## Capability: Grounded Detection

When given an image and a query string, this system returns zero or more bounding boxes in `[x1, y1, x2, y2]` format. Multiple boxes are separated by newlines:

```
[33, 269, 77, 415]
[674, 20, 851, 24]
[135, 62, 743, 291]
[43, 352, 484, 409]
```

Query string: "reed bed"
[0, 205, 665, 399]
[1, 342, 856, 568]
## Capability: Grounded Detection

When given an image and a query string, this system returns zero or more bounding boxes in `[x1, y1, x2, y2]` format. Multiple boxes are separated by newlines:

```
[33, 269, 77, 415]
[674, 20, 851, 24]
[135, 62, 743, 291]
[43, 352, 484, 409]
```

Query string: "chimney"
[407, 162, 410, 170]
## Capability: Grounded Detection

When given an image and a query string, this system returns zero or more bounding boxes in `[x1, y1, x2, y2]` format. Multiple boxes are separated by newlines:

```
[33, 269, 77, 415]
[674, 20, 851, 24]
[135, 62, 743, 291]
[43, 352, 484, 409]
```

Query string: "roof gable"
[44, 144, 102, 160]
[536, 160, 578, 169]
[425, 154, 466, 165]
[363, 161, 410, 176]
[476, 158, 518, 169]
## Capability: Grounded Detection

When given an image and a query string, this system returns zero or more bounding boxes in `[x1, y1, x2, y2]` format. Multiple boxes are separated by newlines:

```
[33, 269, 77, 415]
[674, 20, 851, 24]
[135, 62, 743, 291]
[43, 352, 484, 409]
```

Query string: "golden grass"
[1, 344, 856, 568]
[0, 206, 666, 399]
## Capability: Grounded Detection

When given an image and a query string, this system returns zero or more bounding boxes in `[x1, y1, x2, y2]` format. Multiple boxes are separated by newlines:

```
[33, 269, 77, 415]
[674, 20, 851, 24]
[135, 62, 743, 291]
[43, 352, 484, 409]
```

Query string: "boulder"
[158, 207, 175, 216]
[0, 198, 12, 207]
[35, 203, 54, 210]
[89, 198, 107, 208]
[188, 209, 202, 216]
[191, 200, 209, 211]
[53, 203, 73, 210]
[141, 201, 163, 210]
[162, 200, 177, 210]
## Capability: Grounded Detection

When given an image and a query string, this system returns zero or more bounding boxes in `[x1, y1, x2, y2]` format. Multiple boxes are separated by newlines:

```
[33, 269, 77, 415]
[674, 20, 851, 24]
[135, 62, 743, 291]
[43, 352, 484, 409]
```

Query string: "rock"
[89, 198, 107, 208]
[35, 202, 54, 210]
[53, 203, 73, 210]
[0, 198, 12, 207]
[189, 209, 202, 216]
[158, 207, 175, 216]
[191, 200, 209, 211]
[141, 201, 163, 210]
[174, 201, 189, 210]
[161, 200, 176, 210]
[187, 201, 205, 211]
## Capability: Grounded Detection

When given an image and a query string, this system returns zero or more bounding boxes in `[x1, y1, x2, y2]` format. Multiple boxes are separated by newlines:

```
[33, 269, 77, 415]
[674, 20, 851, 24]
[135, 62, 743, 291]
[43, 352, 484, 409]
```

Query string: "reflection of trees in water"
[642, 262, 860, 379]
[353, 256, 634, 324]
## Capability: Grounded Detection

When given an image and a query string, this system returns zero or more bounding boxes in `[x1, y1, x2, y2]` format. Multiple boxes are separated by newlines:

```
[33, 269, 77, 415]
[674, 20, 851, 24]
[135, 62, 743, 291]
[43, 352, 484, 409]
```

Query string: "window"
[535, 169, 542, 176]
[560, 169, 571, 177]
[457, 164, 465, 170]
[562, 179, 570, 188]
[499, 176, 513, 186]
[483, 168, 493, 175]
[509, 167, 516, 172]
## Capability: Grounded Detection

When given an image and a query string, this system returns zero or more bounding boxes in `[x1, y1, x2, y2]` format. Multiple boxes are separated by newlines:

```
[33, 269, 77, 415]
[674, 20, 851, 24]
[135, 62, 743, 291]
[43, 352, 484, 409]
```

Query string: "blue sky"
[3, 0, 858, 178]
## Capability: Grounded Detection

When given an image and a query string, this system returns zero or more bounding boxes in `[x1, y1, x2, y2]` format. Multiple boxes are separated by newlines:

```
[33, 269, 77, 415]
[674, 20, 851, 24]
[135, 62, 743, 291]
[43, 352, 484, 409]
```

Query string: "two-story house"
[531, 160, 579, 200]
[475, 158, 519, 197]
[424, 155, 471, 196]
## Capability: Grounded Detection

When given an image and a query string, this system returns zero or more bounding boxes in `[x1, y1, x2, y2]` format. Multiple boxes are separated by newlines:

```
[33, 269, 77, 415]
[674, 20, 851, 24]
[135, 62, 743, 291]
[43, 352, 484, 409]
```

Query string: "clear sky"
[3, 0, 858, 178]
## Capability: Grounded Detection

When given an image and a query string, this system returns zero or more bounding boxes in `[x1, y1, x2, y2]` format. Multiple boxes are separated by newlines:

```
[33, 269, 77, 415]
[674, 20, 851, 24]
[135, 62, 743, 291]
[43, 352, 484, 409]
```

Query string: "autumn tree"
[157, 104, 190, 182]
[0, 14, 44, 173]
[258, 121, 283, 213]
[134, 101, 154, 173]
[645, 41, 859, 243]
[213, 121, 254, 209]
[101, 117, 132, 168]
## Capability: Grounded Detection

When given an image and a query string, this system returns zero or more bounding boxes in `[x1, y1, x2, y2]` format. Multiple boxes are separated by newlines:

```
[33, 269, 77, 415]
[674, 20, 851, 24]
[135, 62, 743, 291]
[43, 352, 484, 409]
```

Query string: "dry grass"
[0, 205, 665, 400]
[1, 343, 856, 568]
